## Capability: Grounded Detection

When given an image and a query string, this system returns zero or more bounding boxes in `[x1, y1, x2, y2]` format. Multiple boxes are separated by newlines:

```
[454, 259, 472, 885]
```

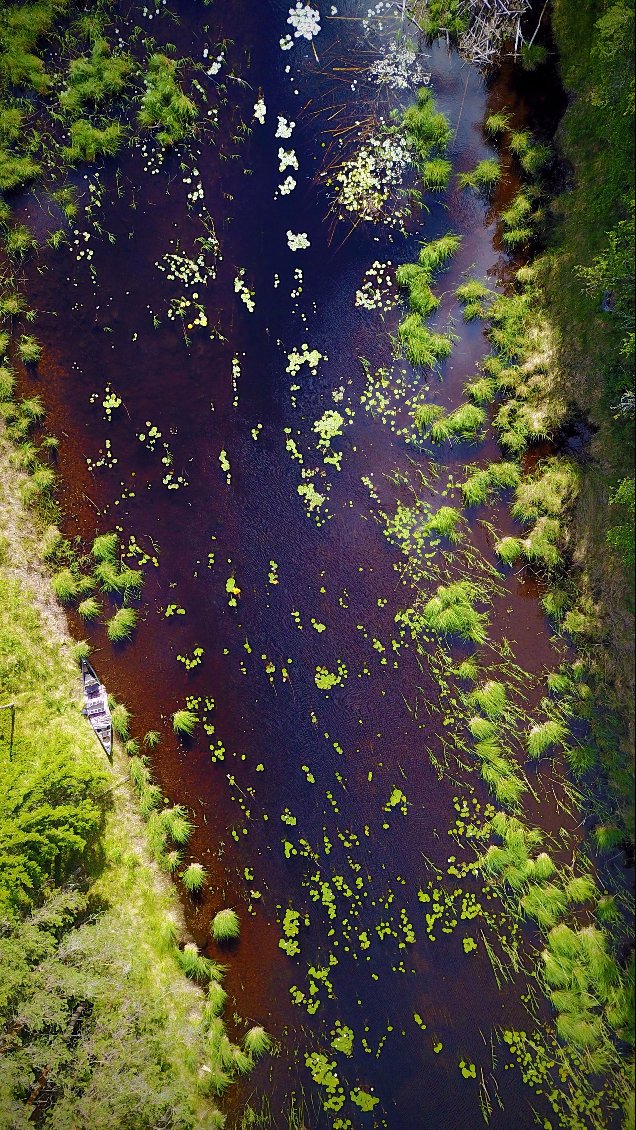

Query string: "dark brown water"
[14, 3, 599, 1127]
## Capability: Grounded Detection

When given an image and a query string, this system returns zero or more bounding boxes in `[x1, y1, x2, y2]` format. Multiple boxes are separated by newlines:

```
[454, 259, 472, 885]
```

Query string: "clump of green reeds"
[526, 718, 567, 759]
[110, 701, 130, 739]
[212, 909, 241, 943]
[423, 505, 465, 543]
[175, 943, 214, 982]
[181, 862, 207, 893]
[51, 567, 80, 603]
[173, 708, 198, 736]
[138, 53, 197, 147]
[420, 157, 452, 191]
[468, 680, 507, 719]
[5, 223, 37, 258]
[422, 580, 488, 644]
[398, 315, 454, 368]
[59, 38, 132, 115]
[509, 130, 552, 178]
[106, 606, 138, 642]
[464, 376, 496, 402]
[144, 729, 161, 748]
[484, 110, 511, 137]
[64, 119, 123, 164]
[456, 279, 493, 322]
[161, 805, 194, 845]
[418, 232, 462, 274]
[78, 595, 101, 620]
[521, 883, 568, 929]
[18, 335, 41, 364]
[243, 1027, 272, 1059]
[403, 87, 452, 157]
[395, 264, 440, 318]
[460, 461, 520, 509]
[457, 158, 501, 193]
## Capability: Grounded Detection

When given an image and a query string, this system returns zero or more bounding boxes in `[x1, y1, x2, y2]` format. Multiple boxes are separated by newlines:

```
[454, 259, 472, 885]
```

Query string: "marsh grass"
[78, 595, 101, 620]
[212, 909, 240, 944]
[110, 702, 130, 739]
[403, 87, 453, 156]
[396, 264, 440, 318]
[243, 1027, 272, 1058]
[420, 157, 452, 190]
[418, 232, 462, 274]
[422, 580, 488, 644]
[457, 158, 501, 193]
[51, 567, 80, 603]
[468, 680, 507, 719]
[138, 53, 197, 147]
[64, 119, 123, 164]
[398, 315, 454, 368]
[173, 708, 198, 736]
[175, 943, 214, 982]
[106, 606, 138, 642]
[484, 110, 511, 137]
[423, 505, 464, 543]
[161, 806, 194, 846]
[18, 334, 42, 364]
[181, 862, 207, 894]
[495, 535, 524, 565]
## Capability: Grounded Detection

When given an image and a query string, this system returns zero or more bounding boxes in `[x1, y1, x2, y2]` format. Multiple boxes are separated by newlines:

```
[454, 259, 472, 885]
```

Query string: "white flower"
[280, 34, 294, 50]
[278, 147, 298, 173]
[253, 98, 267, 124]
[276, 116, 295, 139]
[287, 231, 310, 251]
[287, 3, 321, 41]
[278, 175, 297, 195]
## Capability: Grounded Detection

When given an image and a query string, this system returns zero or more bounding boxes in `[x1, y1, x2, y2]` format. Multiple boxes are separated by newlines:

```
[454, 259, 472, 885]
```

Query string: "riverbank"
[0, 430, 236, 1126]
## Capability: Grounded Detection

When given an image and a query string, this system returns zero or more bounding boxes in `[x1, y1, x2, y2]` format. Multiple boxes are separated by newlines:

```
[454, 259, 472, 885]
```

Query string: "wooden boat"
[81, 659, 113, 758]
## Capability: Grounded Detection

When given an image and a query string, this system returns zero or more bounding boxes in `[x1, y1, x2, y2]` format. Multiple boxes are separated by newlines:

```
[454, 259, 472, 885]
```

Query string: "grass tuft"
[212, 908, 241, 944]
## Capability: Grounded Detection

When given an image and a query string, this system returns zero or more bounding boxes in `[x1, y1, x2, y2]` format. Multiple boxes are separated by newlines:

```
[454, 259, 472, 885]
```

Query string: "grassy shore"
[0, 429, 235, 1127]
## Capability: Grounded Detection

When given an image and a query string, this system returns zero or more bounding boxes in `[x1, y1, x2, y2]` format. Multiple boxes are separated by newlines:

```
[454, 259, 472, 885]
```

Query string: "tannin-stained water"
[15, 2, 599, 1127]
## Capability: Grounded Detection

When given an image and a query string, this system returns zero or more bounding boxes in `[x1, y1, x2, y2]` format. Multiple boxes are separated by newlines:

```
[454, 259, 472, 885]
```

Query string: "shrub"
[106, 607, 138, 642]
[173, 708, 198, 736]
[212, 909, 241, 943]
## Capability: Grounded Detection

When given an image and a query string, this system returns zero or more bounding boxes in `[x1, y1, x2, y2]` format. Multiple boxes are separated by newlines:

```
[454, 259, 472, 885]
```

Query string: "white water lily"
[253, 98, 267, 124]
[276, 116, 295, 139]
[369, 41, 430, 91]
[287, 2, 321, 40]
[278, 175, 297, 196]
[287, 231, 310, 251]
[278, 147, 299, 172]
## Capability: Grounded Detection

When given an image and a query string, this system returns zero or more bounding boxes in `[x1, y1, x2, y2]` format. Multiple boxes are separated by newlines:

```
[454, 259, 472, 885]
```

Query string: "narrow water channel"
[16, 2, 601, 1126]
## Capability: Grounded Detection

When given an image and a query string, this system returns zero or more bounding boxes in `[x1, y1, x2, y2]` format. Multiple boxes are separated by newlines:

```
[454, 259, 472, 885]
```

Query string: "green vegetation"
[421, 580, 488, 644]
[173, 708, 199, 736]
[106, 605, 138, 642]
[138, 53, 197, 147]
[457, 158, 501, 193]
[212, 908, 241, 943]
